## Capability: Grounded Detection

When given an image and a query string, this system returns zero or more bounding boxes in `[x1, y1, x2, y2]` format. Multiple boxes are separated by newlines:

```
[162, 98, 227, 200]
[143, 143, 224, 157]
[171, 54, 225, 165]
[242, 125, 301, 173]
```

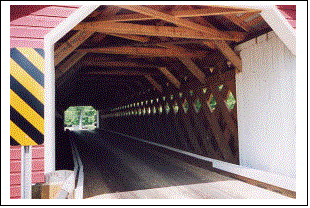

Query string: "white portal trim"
[44, 5, 100, 174]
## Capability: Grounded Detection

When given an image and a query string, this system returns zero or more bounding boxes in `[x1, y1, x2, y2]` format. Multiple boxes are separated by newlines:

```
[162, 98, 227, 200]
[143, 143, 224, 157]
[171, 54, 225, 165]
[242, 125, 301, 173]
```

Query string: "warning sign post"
[21, 146, 32, 199]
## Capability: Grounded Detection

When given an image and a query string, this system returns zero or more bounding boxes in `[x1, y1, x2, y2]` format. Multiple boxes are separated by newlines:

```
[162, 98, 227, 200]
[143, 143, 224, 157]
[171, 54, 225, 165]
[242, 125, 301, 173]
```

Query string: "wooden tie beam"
[74, 22, 245, 42]
[77, 47, 209, 58]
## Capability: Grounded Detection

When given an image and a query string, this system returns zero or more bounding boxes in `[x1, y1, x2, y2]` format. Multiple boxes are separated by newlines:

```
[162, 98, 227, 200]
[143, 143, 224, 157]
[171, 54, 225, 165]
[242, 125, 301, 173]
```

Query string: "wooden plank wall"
[101, 69, 239, 165]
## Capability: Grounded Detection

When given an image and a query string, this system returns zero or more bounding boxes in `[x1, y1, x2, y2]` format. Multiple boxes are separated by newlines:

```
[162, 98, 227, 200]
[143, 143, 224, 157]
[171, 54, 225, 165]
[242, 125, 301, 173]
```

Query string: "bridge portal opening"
[49, 5, 296, 199]
[64, 106, 98, 131]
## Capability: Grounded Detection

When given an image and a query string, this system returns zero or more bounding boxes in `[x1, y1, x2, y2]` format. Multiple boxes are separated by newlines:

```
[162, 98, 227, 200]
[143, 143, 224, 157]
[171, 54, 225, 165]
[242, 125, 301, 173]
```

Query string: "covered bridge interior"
[55, 5, 271, 170]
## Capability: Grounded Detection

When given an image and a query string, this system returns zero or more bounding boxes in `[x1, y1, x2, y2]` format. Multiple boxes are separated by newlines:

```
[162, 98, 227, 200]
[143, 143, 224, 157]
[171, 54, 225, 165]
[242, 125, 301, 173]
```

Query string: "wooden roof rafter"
[109, 33, 150, 43]
[122, 39, 206, 48]
[185, 5, 244, 73]
[105, 5, 222, 85]
[172, 6, 261, 17]
[156, 6, 208, 85]
[54, 6, 123, 85]
[203, 5, 259, 11]
[54, 30, 93, 66]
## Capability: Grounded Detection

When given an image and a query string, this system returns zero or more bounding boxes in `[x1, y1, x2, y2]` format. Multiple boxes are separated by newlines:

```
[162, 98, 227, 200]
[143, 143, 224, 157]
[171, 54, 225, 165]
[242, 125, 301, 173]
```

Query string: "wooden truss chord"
[74, 22, 245, 42]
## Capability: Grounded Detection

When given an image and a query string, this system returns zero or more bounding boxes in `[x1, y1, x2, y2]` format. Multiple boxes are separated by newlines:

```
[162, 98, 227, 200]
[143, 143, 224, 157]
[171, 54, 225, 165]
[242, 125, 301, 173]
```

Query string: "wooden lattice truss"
[103, 70, 239, 164]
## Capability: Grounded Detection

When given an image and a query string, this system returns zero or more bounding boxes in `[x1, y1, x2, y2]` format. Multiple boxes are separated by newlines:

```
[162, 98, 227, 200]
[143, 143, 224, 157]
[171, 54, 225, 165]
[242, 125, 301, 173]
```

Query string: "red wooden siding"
[30, 6, 79, 18]
[10, 5, 81, 198]
[10, 5, 51, 21]
[10, 5, 81, 48]
[11, 16, 65, 28]
[10, 145, 45, 199]
[276, 5, 296, 29]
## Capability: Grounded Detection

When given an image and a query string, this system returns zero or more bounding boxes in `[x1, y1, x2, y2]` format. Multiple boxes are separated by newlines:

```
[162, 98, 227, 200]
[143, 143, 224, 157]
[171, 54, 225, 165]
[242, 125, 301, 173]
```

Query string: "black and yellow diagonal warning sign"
[10, 48, 44, 146]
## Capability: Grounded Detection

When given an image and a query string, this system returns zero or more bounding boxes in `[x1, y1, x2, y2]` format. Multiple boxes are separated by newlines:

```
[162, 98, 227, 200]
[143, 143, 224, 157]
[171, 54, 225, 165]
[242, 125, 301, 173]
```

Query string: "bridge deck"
[71, 130, 289, 199]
